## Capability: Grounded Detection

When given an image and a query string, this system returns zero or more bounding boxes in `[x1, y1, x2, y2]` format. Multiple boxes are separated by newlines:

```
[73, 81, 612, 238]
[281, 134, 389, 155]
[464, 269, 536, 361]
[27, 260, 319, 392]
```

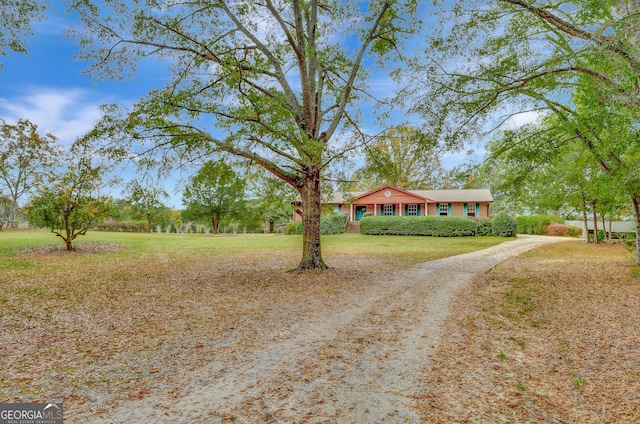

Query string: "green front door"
[355, 206, 367, 221]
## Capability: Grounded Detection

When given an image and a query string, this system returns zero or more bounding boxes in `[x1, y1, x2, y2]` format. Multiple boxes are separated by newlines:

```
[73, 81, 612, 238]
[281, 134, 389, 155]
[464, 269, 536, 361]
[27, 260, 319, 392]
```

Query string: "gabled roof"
[326, 186, 493, 204]
[411, 189, 494, 203]
[364, 184, 432, 199]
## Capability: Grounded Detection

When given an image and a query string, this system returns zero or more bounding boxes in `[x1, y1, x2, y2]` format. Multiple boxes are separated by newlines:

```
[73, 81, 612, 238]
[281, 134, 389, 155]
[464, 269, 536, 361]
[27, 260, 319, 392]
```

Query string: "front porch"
[348, 201, 431, 221]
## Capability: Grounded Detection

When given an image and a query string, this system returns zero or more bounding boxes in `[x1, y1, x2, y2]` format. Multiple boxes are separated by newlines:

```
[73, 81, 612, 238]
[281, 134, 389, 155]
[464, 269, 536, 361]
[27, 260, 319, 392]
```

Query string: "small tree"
[126, 179, 168, 233]
[182, 161, 245, 234]
[24, 159, 110, 250]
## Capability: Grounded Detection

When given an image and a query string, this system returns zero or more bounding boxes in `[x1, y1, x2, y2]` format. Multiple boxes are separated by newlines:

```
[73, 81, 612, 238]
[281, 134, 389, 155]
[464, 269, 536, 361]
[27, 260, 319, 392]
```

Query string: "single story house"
[293, 185, 494, 222]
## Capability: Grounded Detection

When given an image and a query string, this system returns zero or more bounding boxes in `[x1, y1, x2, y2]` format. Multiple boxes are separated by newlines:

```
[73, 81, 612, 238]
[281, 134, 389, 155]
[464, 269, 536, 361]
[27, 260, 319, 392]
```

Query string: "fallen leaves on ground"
[0, 247, 379, 421]
[415, 241, 640, 423]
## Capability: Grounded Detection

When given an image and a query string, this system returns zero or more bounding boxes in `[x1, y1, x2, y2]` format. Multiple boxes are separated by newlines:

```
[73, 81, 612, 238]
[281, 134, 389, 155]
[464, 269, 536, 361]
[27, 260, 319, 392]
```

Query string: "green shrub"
[285, 214, 348, 236]
[515, 215, 563, 235]
[321, 214, 349, 235]
[475, 218, 492, 236]
[94, 219, 147, 232]
[615, 232, 636, 240]
[284, 222, 299, 235]
[359, 216, 477, 237]
[492, 212, 518, 237]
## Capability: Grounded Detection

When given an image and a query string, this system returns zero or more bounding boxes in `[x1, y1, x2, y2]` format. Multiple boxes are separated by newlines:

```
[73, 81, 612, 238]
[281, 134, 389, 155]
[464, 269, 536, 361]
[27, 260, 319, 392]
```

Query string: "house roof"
[412, 189, 494, 203]
[326, 187, 494, 204]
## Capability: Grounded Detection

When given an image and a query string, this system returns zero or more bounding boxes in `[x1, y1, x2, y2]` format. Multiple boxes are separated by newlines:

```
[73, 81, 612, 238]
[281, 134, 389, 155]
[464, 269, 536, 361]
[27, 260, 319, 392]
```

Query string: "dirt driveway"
[102, 235, 567, 423]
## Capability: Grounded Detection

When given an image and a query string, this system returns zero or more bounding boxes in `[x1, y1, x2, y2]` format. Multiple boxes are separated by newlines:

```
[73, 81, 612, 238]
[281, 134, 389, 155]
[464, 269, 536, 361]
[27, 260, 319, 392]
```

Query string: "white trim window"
[407, 204, 418, 216]
[383, 204, 395, 216]
[439, 203, 449, 216]
[467, 203, 478, 217]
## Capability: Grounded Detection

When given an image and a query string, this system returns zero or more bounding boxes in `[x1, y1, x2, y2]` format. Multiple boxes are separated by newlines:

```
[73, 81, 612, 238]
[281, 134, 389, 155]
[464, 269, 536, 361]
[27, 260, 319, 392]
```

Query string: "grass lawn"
[0, 229, 508, 416]
[0, 229, 508, 270]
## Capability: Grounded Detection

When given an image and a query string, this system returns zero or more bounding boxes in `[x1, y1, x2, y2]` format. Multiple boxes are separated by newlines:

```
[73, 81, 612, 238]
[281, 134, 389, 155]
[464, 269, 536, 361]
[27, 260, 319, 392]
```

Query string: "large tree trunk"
[632, 194, 640, 265]
[297, 170, 328, 271]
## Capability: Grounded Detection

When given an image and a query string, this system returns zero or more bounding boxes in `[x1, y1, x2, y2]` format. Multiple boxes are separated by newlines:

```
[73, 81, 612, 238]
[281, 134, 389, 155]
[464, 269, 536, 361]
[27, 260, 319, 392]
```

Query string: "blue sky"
[0, 13, 192, 207]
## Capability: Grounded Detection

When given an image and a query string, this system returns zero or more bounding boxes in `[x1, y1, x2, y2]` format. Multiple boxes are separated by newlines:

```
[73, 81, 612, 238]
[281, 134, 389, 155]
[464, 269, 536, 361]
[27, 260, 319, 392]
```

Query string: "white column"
[374, 203, 377, 216]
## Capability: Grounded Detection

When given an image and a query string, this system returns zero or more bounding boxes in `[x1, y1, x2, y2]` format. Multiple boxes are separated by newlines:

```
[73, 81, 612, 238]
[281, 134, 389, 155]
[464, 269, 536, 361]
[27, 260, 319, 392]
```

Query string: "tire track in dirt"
[102, 235, 567, 423]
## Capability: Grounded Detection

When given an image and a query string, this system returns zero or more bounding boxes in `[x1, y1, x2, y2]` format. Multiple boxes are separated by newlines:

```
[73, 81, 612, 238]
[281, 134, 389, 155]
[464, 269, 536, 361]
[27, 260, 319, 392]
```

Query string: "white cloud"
[500, 109, 545, 130]
[0, 86, 105, 145]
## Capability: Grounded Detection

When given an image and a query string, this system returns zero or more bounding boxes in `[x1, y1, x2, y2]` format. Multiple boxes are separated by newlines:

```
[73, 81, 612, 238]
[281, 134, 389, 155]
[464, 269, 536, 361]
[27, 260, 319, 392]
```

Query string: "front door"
[355, 206, 367, 221]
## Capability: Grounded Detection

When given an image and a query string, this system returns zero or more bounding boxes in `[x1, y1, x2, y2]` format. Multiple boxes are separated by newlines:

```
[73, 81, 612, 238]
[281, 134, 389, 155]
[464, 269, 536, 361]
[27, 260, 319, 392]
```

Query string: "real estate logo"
[0, 403, 63, 424]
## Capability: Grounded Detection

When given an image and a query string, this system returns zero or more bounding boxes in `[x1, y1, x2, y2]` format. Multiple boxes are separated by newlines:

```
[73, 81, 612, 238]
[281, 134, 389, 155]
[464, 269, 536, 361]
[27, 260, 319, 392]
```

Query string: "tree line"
[0, 118, 453, 250]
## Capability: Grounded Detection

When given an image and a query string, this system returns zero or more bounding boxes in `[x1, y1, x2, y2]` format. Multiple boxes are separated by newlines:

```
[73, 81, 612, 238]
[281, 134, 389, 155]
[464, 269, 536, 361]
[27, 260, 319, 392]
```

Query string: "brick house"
[293, 185, 494, 222]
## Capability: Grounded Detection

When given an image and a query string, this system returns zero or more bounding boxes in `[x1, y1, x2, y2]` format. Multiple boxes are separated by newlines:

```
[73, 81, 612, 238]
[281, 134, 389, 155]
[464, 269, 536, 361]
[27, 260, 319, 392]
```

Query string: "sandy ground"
[91, 235, 567, 423]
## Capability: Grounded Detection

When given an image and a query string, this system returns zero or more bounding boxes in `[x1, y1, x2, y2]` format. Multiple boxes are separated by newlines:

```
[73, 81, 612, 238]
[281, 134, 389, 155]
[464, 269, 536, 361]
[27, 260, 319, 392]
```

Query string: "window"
[466, 203, 477, 217]
[407, 204, 418, 216]
[439, 203, 449, 216]
[383, 204, 394, 216]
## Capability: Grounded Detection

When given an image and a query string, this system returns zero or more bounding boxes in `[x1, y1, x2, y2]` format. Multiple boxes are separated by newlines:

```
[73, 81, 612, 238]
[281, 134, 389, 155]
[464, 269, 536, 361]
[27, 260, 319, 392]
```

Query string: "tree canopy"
[75, 0, 420, 270]
[0, 0, 46, 68]
[14, 0, 640, 260]
[354, 126, 449, 191]
[409, 0, 640, 262]
[182, 160, 246, 234]
[126, 179, 169, 233]
[0, 118, 60, 227]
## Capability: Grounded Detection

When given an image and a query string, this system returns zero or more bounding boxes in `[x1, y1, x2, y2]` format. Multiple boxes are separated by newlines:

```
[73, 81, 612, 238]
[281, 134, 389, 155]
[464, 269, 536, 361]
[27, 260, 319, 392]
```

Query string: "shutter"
[476, 203, 481, 217]
[448, 203, 452, 216]
[463, 203, 468, 216]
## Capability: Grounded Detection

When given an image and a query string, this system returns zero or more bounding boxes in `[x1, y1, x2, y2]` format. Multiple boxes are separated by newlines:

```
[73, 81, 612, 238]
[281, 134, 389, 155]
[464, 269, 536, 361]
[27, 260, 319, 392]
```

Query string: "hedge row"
[359, 215, 476, 236]
[515, 215, 563, 235]
[93, 219, 148, 232]
[284, 214, 349, 235]
[359, 212, 517, 237]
